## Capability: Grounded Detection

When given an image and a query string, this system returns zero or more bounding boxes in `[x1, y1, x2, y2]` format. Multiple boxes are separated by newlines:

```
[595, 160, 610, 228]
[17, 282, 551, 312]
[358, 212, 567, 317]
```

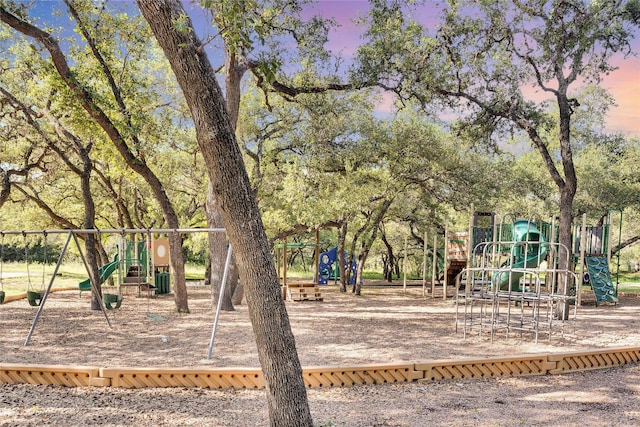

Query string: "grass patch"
[0, 262, 88, 296]
[0, 262, 209, 296]
[283, 268, 423, 282]
[185, 263, 206, 281]
[617, 272, 640, 284]
[618, 283, 640, 293]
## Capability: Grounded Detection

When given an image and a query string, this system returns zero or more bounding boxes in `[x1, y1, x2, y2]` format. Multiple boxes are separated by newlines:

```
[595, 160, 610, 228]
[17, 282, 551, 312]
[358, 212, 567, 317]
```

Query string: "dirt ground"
[1, 284, 640, 426]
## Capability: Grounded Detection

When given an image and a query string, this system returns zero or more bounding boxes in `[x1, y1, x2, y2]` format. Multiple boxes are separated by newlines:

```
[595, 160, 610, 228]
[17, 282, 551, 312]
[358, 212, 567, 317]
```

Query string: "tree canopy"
[2, 0, 640, 423]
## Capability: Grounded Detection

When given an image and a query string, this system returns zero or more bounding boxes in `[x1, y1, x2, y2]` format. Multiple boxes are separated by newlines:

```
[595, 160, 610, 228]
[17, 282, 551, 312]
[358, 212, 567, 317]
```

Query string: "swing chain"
[23, 231, 33, 289]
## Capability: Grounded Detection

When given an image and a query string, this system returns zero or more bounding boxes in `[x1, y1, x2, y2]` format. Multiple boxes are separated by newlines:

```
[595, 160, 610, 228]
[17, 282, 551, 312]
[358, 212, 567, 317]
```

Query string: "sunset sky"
[300, 0, 640, 138]
[23, 0, 640, 137]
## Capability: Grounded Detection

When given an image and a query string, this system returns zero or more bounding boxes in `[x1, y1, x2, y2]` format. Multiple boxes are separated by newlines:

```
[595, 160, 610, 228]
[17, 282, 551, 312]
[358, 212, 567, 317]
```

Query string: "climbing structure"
[456, 210, 623, 342]
[574, 215, 620, 305]
[317, 247, 356, 285]
[584, 256, 618, 304]
[456, 216, 578, 343]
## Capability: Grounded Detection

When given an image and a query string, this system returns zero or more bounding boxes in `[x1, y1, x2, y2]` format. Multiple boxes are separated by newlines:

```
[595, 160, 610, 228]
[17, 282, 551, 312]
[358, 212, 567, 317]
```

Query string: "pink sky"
[306, 0, 640, 137]
[24, 1, 639, 136]
[603, 56, 640, 136]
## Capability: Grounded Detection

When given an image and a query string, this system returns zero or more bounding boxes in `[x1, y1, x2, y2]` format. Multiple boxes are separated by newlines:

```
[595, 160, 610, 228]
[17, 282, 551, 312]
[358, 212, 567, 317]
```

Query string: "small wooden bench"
[284, 282, 323, 302]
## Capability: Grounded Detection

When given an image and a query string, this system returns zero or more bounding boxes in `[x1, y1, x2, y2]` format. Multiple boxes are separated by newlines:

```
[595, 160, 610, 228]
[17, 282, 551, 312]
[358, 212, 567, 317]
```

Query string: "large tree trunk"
[81, 167, 101, 311]
[353, 199, 394, 295]
[207, 44, 245, 311]
[353, 253, 367, 295]
[137, 1, 312, 425]
[554, 93, 578, 320]
[206, 185, 236, 311]
[556, 184, 576, 319]
[380, 231, 396, 282]
[337, 220, 348, 292]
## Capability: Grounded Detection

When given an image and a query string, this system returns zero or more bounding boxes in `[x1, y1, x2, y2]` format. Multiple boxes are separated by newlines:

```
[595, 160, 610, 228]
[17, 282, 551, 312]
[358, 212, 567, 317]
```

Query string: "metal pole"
[207, 244, 233, 360]
[431, 234, 437, 297]
[578, 213, 587, 306]
[283, 237, 288, 292]
[403, 235, 407, 293]
[443, 222, 449, 300]
[25, 231, 73, 346]
[71, 232, 112, 327]
[422, 230, 427, 298]
[608, 208, 623, 294]
[314, 229, 320, 284]
[467, 206, 474, 296]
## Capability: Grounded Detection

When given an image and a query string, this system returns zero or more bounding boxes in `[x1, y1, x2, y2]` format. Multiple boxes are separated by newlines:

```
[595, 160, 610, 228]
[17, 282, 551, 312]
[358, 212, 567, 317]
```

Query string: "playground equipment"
[418, 224, 472, 299]
[317, 247, 357, 286]
[491, 220, 548, 291]
[119, 236, 155, 297]
[103, 292, 123, 310]
[447, 210, 621, 303]
[443, 230, 468, 293]
[78, 233, 172, 303]
[0, 227, 229, 347]
[275, 234, 324, 302]
[574, 210, 620, 305]
[78, 252, 119, 296]
[152, 237, 171, 295]
[25, 232, 47, 307]
[456, 217, 577, 342]
[584, 257, 617, 304]
[454, 210, 623, 342]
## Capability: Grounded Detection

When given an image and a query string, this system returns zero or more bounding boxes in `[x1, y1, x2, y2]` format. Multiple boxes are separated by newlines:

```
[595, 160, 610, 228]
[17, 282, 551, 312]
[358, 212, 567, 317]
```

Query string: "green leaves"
[171, 12, 191, 34]
[255, 57, 280, 84]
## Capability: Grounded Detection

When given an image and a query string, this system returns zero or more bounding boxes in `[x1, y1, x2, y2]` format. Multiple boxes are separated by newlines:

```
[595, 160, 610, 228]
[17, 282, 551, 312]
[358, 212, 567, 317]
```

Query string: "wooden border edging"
[416, 353, 554, 381]
[302, 363, 423, 388]
[547, 347, 640, 374]
[2, 346, 640, 389]
[100, 367, 264, 389]
[0, 363, 106, 387]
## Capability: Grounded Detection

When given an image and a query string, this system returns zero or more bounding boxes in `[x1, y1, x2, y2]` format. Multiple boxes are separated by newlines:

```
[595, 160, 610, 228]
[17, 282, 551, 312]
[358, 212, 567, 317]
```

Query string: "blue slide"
[492, 220, 548, 291]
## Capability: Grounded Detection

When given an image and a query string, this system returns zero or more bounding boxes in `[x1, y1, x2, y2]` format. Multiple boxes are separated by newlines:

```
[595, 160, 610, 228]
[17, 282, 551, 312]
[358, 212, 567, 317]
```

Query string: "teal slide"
[493, 220, 548, 291]
[585, 256, 618, 304]
[79, 253, 119, 292]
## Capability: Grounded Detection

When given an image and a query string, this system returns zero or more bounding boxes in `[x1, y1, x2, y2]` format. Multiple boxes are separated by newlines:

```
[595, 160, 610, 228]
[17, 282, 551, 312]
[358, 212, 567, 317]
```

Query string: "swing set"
[0, 231, 50, 306]
[24, 231, 48, 307]
[0, 227, 232, 349]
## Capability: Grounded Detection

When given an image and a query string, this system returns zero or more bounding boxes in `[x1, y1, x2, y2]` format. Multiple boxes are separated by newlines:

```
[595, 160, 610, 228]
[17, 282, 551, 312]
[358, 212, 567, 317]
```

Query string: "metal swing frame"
[1, 228, 230, 352]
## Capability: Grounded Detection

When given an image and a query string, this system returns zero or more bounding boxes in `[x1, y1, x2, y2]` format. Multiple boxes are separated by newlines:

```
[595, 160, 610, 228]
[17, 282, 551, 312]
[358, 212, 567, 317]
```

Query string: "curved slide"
[79, 254, 119, 292]
[492, 220, 548, 291]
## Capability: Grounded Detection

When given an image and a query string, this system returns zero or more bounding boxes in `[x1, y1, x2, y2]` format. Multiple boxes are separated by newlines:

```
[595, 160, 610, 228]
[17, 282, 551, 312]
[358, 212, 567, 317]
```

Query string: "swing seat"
[0, 290, 4, 304]
[103, 293, 123, 310]
[27, 291, 43, 307]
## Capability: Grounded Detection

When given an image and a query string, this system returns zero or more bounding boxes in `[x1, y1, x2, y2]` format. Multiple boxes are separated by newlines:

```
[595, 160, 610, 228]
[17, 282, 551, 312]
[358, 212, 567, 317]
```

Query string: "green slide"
[79, 253, 119, 292]
[585, 256, 618, 304]
[493, 220, 548, 291]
